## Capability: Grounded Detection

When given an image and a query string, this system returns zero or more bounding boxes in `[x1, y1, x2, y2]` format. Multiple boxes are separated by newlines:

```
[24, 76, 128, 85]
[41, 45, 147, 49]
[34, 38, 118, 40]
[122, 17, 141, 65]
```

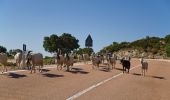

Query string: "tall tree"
[43, 34, 61, 53]
[43, 33, 79, 54]
[60, 33, 79, 53]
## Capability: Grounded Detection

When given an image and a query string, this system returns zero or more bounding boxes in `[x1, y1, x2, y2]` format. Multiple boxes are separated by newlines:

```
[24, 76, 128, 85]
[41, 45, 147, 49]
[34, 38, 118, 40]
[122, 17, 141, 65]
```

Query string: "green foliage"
[43, 56, 55, 65]
[164, 35, 170, 57]
[0, 45, 7, 53]
[119, 42, 130, 48]
[131, 36, 161, 53]
[165, 43, 170, 57]
[74, 48, 94, 55]
[100, 35, 170, 56]
[60, 33, 79, 53]
[43, 34, 60, 53]
[74, 48, 83, 55]
[82, 48, 94, 55]
[43, 33, 79, 54]
[99, 42, 130, 53]
[7, 49, 22, 59]
[165, 34, 170, 43]
[8, 49, 22, 56]
[0, 62, 16, 67]
[6, 62, 16, 66]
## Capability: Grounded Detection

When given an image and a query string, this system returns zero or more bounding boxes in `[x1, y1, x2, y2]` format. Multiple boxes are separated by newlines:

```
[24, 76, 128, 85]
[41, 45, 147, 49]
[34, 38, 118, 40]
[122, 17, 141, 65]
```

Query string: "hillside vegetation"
[99, 34, 170, 58]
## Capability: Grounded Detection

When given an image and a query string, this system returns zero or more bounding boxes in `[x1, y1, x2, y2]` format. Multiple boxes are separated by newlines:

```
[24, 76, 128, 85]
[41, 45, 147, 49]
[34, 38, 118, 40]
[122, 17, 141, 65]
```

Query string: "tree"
[74, 48, 94, 55]
[74, 48, 83, 55]
[0, 45, 7, 53]
[8, 49, 22, 56]
[119, 42, 130, 49]
[111, 42, 120, 51]
[165, 34, 170, 43]
[82, 48, 94, 55]
[43, 34, 61, 53]
[60, 33, 79, 53]
[43, 33, 79, 54]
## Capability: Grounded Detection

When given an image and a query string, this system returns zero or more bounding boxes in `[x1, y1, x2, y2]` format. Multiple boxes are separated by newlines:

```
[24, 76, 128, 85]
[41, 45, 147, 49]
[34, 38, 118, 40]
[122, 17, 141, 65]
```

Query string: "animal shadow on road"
[42, 73, 64, 78]
[132, 73, 141, 76]
[151, 76, 166, 80]
[42, 69, 51, 72]
[132, 73, 166, 80]
[8, 73, 27, 79]
[99, 66, 112, 72]
[66, 67, 89, 74]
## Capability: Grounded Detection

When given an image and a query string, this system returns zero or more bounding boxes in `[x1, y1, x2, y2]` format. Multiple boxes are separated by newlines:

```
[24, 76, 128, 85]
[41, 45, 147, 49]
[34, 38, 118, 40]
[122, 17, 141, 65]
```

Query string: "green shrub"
[166, 43, 170, 57]
[6, 62, 16, 66]
[43, 57, 55, 65]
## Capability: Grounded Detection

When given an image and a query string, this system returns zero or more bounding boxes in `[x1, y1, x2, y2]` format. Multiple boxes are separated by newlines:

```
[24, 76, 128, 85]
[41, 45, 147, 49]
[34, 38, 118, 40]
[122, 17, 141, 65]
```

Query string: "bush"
[0, 62, 16, 67]
[0, 45, 7, 53]
[166, 43, 170, 57]
[43, 57, 55, 65]
[6, 62, 16, 66]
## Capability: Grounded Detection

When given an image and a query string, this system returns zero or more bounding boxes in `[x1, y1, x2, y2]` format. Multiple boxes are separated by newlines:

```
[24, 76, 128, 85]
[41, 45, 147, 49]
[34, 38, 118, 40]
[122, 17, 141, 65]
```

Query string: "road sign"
[23, 44, 26, 51]
[85, 34, 93, 48]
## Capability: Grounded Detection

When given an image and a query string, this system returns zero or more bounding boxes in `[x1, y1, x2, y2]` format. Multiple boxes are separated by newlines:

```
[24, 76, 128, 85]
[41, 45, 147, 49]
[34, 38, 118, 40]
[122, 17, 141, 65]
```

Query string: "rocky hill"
[99, 34, 170, 58]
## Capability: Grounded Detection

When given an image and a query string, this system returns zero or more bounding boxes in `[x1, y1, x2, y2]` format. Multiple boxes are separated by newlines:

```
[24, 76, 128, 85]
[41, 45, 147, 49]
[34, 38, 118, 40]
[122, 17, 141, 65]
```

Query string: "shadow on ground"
[71, 68, 83, 71]
[151, 76, 166, 80]
[100, 67, 111, 72]
[66, 67, 89, 74]
[132, 73, 141, 76]
[99, 66, 115, 72]
[42, 69, 51, 72]
[42, 73, 64, 78]
[8, 73, 27, 79]
[132, 73, 166, 80]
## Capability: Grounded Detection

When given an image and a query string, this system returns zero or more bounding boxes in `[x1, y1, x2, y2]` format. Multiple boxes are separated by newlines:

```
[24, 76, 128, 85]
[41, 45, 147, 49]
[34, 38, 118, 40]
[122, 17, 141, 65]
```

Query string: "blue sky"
[0, 0, 170, 56]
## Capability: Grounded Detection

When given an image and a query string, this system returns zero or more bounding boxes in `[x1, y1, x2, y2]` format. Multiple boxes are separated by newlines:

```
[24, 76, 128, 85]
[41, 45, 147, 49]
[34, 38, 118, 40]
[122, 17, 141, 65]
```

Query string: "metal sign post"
[21, 44, 27, 68]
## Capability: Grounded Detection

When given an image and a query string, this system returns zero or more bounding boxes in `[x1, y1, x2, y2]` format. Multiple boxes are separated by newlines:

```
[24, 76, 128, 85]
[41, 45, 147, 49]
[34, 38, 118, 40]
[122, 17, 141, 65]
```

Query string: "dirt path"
[0, 59, 169, 100]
